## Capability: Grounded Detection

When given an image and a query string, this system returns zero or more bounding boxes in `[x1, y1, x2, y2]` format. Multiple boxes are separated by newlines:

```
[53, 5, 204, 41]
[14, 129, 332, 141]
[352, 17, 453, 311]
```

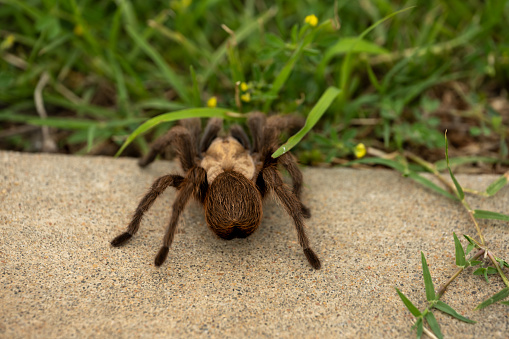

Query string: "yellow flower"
[304, 14, 318, 27]
[0, 34, 15, 50]
[73, 24, 84, 36]
[240, 82, 249, 92]
[354, 143, 366, 158]
[207, 96, 217, 108]
[240, 93, 251, 102]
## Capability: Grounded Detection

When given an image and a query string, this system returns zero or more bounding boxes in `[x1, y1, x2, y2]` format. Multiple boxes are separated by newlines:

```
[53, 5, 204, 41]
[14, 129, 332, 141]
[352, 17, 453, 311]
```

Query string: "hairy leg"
[257, 164, 321, 269]
[181, 118, 201, 155]
[111, 174, 184, 246]
[230, 124, 251, 150]
[279, 153, 311, 218]
[247, 112, 266, 154]
[139, 126, 197, 172]
[200, 118, 222, 153]
[155, 167, 207, 266]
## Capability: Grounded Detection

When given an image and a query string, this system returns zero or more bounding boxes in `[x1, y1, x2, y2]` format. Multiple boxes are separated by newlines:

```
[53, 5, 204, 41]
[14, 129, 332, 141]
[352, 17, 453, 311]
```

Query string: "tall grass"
[0, 0, 507, 164]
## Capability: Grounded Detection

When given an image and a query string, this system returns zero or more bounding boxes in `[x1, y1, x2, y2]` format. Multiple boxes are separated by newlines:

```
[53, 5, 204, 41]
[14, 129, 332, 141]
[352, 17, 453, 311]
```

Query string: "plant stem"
[404, 151, 455, 194]
[462, 200, 485, 246]
[436, 249, 485, 299]
[487, 251, 509, 288]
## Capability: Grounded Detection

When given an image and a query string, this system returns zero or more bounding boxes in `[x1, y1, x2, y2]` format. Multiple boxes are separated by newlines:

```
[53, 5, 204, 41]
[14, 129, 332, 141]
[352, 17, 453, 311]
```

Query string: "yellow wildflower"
[240, 93, 251, 102]
[207, 96, 217, 108]
[354, 143, 366, 158]
[240, 82, 249, 92]
[73, 24, 83, 36]
[0, 34, 15, 50]
[304, 14, 318, 27]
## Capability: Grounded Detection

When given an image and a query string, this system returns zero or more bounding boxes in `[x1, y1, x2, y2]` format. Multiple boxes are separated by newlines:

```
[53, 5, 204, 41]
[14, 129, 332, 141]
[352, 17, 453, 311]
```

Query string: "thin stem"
[462, 199, 485, 246]
[436, 249, 485, 299]
[404, 151, 455, 194]
[487, 251, 509, 288]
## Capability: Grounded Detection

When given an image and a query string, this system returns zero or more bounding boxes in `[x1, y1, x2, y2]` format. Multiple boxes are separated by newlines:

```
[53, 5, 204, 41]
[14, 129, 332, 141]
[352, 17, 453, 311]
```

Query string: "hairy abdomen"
[205, 171, 262, 239]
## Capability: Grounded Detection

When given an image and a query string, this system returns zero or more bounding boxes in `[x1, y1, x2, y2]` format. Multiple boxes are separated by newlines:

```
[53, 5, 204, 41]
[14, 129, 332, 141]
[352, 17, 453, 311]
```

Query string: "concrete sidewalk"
[1, 150, 508, 338]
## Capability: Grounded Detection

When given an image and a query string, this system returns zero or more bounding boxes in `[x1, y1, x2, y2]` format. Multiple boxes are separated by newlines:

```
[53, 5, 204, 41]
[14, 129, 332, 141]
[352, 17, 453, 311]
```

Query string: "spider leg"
[181, 118, 201, 154]
[279, 153, 311, 218]
[111, 174, 184, 246]
[258, 163, 321, 270]
[139, 126, 197, 172]
[155, 167, 207, 266]
[230, 124, 251, 150]
[247, 112, 266, 153]
[200, 118, 222, 153]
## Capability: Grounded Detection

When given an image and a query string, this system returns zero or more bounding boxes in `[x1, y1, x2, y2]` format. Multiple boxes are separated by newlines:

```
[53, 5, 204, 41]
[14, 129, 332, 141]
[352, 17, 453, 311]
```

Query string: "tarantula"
[110, 113, 321, 269]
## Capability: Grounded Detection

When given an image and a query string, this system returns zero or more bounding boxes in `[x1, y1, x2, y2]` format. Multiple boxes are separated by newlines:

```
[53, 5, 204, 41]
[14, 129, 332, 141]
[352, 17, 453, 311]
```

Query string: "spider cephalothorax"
[110, 113, 321, 269]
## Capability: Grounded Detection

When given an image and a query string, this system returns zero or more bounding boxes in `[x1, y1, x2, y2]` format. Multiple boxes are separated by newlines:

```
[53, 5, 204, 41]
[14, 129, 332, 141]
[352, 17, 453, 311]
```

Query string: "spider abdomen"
[204, 171, 263, 240]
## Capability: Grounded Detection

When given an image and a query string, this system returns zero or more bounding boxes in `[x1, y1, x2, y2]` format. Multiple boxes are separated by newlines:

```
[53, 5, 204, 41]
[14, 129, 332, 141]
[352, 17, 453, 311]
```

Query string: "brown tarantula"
[110, 113, 321, 269]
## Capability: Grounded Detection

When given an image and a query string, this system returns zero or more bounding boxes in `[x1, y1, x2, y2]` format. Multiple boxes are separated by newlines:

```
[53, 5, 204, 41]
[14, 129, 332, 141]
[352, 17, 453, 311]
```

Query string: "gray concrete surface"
[1, 150, 508, 338]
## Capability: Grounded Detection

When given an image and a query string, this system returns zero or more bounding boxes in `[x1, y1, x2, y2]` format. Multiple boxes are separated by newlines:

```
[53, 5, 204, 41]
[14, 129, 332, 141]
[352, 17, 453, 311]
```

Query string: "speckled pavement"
[1, 150, 508, 338]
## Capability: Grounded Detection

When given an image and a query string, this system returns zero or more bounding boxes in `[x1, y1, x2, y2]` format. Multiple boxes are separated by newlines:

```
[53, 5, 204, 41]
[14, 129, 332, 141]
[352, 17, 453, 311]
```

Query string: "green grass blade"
[272, 86, 341, 158]
[395, 288, 422, 317]
[107, 50, 130, 118]
[126, 25, 191, 103]
[203, 6, 278, 85]
[485, 175, 508, 196]
[416, 317, 423, 338]
[453, 232, 466, 267]
[86, 125, 96, 153]
[475, 287, 509, 310]
[434, 300, 476, 323]
[318, 37, 389, 76]
[445, 132, 465, 200]
[115, 108, 244, 157]
[135, 99, 187, 111]
[500, 301, 509, 305]
[424, 311, 443, 339]
[434, 156, 509, 171]
[473, 210, 509, 222]
[343, 157, 406, 173]
[421, 252, 436, 301]
[406, 172, 459, 201]
[339, 7, 415, 92]
[190, 65, 201, 107]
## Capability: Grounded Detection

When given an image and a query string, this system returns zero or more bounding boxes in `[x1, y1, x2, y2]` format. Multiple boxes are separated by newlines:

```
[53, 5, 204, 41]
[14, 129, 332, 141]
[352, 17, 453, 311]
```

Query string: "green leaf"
[421, 252, 436, 301]
[469, 260, 482, 267]
[485, 175, 508, 196]
[475, 287, 509, 310]
[473, 209, 509, 222]
[434, 300, 476, 323]
[424, 311, 443, 339]
[115, 108, 244, 157]
[272, 87, 341, 158]
[473, 267, 497, 283]
[466, 243, 475, 255]
[453, 233, 466, 267]
[395, 287, 422, 317]
[445, 132, 465, 200]
[415, 317, 423, 338]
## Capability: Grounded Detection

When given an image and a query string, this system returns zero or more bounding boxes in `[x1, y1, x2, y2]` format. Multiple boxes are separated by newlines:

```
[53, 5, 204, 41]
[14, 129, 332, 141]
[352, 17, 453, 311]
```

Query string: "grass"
[0, 0, 508, 169]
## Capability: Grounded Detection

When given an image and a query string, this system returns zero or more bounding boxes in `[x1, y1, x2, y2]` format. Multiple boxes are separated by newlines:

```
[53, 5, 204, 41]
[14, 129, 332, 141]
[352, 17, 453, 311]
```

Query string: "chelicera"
[110, 113, 321, 269]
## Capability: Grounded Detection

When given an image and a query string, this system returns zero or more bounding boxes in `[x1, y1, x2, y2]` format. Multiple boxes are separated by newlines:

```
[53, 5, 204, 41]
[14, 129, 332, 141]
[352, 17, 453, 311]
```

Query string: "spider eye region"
[205, 171, 263, 240]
